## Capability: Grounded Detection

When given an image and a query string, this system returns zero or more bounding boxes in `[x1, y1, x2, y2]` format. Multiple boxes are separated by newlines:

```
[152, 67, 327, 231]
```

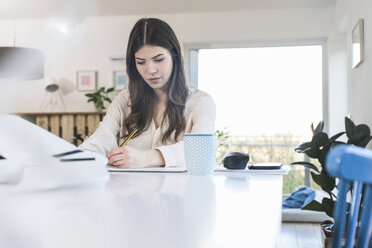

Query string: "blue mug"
[183, 133, 230, 176]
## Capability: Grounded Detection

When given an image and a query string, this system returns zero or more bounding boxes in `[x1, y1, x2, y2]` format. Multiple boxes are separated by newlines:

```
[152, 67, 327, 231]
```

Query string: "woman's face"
[135, 45, 173, 91]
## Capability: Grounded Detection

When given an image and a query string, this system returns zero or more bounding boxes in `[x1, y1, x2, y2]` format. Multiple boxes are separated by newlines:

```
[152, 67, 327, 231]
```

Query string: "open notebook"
[107, 164, 290, 174]
[107, 166, 186, 173]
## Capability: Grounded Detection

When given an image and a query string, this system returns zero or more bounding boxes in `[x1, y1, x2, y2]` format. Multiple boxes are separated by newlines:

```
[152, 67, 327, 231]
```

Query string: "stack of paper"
[0, 114, 109, 192]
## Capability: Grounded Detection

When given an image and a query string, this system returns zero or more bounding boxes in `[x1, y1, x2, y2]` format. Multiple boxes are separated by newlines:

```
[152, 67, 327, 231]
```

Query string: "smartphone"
[249, 163, 282, 170]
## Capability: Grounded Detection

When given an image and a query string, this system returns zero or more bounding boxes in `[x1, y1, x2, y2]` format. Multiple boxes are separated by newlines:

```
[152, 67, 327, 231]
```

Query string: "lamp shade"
[0, 47, 44, 80]
[45, 77, 59, 92]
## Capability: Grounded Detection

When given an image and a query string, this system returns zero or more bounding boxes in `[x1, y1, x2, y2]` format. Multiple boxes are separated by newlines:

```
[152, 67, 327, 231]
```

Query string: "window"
[188, 45, 324, 196]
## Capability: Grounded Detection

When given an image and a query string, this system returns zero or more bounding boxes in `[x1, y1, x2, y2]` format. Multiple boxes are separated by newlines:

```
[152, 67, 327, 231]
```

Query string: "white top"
[79, 88, 216, 167]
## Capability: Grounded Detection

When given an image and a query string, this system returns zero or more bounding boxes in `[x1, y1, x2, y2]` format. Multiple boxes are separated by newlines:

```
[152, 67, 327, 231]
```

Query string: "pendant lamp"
[0, 47, 44, 80]
[0, 16, 44, 80]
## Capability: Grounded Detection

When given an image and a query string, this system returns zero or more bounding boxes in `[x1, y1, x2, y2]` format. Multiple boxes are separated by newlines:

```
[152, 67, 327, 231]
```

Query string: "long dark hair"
[124, 18, 188, 143]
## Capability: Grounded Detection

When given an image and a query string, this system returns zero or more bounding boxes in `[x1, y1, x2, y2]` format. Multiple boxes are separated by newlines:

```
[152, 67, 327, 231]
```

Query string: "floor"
[278, 222, 323, 248]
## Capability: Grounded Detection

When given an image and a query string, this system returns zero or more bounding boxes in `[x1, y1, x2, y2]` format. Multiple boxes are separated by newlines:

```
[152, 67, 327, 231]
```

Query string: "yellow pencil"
[120, 128, 138, 147]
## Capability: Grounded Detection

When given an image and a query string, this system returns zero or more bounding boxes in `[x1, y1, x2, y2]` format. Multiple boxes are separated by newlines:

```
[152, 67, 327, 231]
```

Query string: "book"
[107, 166, 186, 173]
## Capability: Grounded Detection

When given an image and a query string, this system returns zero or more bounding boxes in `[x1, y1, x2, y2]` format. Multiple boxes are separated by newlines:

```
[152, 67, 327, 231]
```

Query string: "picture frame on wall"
[113, 70, 128, 90]
[352, 19, 364, 68]
[77, 71, 97, 91]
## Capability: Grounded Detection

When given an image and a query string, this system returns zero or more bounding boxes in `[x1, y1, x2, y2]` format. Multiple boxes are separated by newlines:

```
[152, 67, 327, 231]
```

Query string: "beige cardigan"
[79, 88, 216, 167]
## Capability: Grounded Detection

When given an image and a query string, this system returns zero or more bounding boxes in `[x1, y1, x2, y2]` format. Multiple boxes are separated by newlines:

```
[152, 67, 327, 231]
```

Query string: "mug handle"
[217, 138, 231, 165]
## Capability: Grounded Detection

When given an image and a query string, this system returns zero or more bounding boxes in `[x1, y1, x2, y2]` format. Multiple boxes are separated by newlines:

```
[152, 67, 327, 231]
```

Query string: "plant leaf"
[290, 161, 320, 173]
[314, 121, 324, 134]
[103, 97, 112, 103]
[294, 142, 312, 153]
[304, 147, 319, 158]
[333, 141, 346, 146]
[302, 200, 323, 212]
[355, 124, 370, 136]
[311, 132, 329, 148]
[96, 100, 103, 108]
[348, 133, 369, 146]
[322, 198, 334, 218]
[357, 136, 372, 148]
[345, 117, 356, 138]
[328, 132, 346, 144]
[106, 87, 115, 93]
[311, 171, 335, 193]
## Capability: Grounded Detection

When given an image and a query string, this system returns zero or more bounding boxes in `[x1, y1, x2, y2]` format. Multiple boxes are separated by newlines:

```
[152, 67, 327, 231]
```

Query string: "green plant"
[292, 117, 372, 218]
[215, 127, 231, 163]
[85, 87, 115, 111]
[215, 127, 230, 147]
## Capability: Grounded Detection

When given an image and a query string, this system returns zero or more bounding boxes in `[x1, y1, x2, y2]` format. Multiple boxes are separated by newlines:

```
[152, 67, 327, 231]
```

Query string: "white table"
[0, 168, 288, 248]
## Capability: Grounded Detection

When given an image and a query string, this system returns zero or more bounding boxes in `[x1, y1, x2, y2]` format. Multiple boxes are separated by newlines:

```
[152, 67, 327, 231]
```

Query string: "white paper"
[0, 114, 109, 190]
[0, 114, 76, 165]
[0, 160, 23, 184]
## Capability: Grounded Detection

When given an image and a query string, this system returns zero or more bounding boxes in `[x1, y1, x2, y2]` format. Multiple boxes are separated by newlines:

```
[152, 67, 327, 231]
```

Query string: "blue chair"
[326, 145, 372, 248]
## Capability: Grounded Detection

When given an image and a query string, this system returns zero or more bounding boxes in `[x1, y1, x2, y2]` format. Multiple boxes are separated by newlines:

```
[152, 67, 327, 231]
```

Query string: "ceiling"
[0, 0, 336, 19]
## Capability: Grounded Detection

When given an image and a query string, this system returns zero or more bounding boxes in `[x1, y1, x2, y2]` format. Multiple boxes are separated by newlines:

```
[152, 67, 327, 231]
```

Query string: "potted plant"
[291, 117, 372, 247]
[215, 127, 231, 163]
[85, 86, 115, 111]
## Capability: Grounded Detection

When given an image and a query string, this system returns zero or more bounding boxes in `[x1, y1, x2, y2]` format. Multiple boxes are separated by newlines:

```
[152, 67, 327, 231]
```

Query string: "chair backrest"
[326, 145, 372, 248]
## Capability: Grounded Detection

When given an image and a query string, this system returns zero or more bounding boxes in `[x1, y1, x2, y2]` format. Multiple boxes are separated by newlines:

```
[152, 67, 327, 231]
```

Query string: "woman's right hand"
[107, 146, 165, 168]
[107, 146, 140, 168]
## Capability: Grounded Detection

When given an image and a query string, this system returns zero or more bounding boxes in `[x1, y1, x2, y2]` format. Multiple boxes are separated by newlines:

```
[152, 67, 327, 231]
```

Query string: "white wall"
[0, 8, 330, 114]
[327, 6, 348, 136]
[333, 0, 372, 146]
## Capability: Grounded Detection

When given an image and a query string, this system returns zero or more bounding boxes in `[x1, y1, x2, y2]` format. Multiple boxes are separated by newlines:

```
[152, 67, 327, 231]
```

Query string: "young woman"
[79, 18, 216, 168]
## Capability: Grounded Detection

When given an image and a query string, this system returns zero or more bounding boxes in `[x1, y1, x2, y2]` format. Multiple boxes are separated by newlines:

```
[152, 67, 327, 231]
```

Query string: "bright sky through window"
[198, 46, 323, 138]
